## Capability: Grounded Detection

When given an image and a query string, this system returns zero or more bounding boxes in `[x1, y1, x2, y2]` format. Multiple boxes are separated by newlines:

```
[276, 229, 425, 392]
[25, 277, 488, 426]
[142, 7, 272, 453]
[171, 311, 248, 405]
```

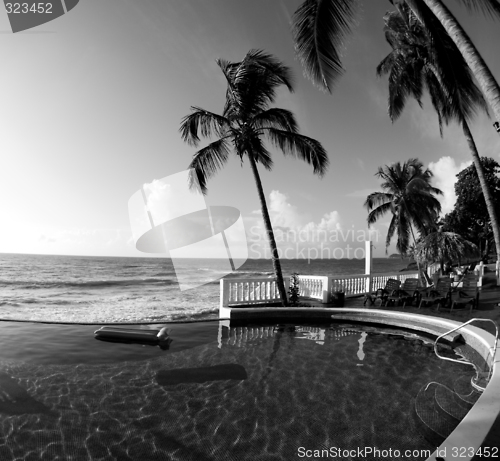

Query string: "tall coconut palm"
[376, 4, 500, 269]
[403, 0, 500, 133]
[365, 159, 442, 255]
[180, 50, 329, 307]
[292, 0, 500, 134]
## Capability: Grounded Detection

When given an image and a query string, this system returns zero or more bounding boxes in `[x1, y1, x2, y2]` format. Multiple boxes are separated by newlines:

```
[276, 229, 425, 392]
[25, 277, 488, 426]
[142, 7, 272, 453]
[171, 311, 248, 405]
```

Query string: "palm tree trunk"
[247, 152, 289, 306]
[407, 222, 426, 286]
[462, 120, 500, 273]
[416, 0, 500, 132]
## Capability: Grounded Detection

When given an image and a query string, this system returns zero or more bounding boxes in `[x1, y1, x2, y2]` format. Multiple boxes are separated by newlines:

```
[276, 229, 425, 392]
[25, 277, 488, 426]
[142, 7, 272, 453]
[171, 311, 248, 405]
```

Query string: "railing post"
[323, 276, 331, 303]
[497, 260, 500, 286]
[365, 240, 373, 294]
[220, 279, 231, 318]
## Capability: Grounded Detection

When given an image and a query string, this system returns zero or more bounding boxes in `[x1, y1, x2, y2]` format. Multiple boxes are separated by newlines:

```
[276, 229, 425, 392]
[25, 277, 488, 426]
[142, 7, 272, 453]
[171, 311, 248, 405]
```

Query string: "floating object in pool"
[94, 326, 172, 349]
[157, 327, 170, 340]
[0, 372, 54, 416]
[156, 364, 247, 386]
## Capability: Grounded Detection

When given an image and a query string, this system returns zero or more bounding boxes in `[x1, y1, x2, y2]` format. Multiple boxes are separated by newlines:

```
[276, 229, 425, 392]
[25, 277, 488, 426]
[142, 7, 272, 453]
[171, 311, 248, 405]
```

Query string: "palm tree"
[414, 229, 479, 273]
[292, 0, 500, 134]
[376, 4, 500, 269]
[404, 0, 500, 132]
[365, 158, 442, 256]
[180, 50, 329, 307]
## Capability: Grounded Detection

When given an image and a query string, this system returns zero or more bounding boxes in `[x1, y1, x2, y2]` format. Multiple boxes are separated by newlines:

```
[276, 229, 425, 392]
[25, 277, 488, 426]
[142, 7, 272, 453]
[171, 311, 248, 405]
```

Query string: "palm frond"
[379, 2, 488, 131]
[248, 137, 274, 171]
[415, 231, 480, 265]
[180, 108, 230, 147]
[265, 128, 329, 176]
[241, 50, 294, 92]
[364, 192, 393, 211]
[367, 201, 393, 226]
[292, 0, 357, 92]
[251, 108, 299, 133]
[385, 215, 398, 252]
[452, 0, 500, 19]
[220, 50, 295, 119]
[188, 138, 232, 194]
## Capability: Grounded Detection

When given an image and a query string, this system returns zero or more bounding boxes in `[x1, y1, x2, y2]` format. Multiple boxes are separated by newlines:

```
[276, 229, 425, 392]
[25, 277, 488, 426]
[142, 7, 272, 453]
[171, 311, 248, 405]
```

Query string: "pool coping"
[220, 306, 500, 460]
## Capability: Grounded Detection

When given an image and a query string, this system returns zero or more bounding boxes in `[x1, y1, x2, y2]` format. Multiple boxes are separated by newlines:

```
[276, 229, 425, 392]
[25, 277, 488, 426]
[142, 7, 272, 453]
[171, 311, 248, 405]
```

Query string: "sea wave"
[0, 278, 177, 289]
[0, 301, 20, 307]
[228, 271, 274, 278]
[169, 307, 219, 321]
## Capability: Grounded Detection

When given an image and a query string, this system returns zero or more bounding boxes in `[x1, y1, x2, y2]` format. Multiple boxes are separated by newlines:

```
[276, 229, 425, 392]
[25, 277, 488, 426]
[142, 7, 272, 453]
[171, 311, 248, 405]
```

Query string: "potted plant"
[331, 284, 345, 307]
[288, 273, 301, 307]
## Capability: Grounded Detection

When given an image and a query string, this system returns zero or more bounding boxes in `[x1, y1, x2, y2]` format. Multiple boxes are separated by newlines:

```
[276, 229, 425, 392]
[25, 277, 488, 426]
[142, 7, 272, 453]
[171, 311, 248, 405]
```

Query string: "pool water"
[0, 321, 220, 365]
[0, 320, 473, 460]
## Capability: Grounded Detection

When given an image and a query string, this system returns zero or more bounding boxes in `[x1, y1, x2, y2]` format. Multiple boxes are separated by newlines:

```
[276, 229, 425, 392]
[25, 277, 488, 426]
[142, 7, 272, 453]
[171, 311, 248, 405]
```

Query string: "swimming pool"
[0, 320, 475, 460]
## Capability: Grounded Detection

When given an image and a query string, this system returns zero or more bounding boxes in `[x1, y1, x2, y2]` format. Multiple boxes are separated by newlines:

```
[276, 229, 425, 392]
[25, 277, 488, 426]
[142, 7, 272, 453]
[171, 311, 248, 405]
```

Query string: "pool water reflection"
[0, 320, 473, 460]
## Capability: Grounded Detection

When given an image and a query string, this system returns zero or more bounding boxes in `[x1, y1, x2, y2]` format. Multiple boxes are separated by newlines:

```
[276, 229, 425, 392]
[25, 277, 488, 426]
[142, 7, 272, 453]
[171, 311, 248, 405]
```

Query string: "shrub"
[288, 273, 300, 307]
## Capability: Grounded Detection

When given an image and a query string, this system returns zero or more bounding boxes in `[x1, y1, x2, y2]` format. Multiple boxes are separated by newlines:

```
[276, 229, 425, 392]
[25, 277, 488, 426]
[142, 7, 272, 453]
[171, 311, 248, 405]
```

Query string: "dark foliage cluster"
[441, 157, 500, 258]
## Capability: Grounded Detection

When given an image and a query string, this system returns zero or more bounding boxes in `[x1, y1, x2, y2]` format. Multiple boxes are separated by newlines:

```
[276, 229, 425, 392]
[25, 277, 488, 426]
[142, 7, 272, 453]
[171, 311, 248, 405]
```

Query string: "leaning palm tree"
[292, 0, 500, 134]
[404, 0, 500, 132]
[376, 4, 500, 272]
[365, 159, 442, 256]
[180, 50, 329, 307]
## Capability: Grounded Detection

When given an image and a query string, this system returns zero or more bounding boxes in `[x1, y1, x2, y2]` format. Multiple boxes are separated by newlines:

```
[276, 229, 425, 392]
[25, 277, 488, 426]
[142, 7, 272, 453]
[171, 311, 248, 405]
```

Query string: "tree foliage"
[442, 157, 500, 258]
[180, 50, 329, 306]
[365, 158, 442, 255]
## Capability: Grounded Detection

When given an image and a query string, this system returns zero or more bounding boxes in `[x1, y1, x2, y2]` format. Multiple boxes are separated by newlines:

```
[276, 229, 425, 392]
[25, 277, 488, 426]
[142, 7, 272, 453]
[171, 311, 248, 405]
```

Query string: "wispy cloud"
[248, 190, 378, 259]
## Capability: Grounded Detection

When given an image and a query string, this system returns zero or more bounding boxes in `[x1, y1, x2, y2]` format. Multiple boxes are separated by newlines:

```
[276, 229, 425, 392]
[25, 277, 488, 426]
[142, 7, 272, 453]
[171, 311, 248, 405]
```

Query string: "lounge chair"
[420, 269, 434, 288]
[364, 278, 401, 306]
[439, 278, 480, 314]
[385, 278, 420, 307]
[418, 278, 451, 309]
[451, 270, 480, 288]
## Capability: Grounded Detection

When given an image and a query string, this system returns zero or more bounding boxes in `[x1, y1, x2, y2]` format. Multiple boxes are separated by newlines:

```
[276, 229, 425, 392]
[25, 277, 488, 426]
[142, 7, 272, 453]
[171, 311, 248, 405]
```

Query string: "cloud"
[428, 156, 471, 215]
[268, 190, 308, 228]
[248, 190, 377, 260]
[38, 234, 56, 243]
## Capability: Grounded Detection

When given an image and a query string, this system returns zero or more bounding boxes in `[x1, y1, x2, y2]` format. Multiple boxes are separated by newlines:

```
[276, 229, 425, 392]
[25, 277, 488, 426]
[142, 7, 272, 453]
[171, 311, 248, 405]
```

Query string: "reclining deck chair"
[418, 278, 452, 309]
[439, 277, 480, 314]
[364, 278, 401, 307]
[385, 278, 420, 307]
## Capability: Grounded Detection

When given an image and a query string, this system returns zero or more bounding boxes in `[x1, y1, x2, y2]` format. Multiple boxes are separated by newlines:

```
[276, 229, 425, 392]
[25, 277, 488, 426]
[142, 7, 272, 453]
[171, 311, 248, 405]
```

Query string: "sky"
[0, 0, 499, 260]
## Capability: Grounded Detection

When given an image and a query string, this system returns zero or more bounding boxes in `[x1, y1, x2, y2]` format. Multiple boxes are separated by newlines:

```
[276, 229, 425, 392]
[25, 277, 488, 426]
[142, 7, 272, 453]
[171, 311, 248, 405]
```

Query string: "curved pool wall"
[220, 307, 500, 460]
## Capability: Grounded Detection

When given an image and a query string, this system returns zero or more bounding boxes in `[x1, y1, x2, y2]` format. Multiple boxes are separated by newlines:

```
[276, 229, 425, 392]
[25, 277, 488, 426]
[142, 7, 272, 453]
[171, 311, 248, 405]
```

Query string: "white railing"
[330, 274, 369, 298]
[327, 271, 420, 300]
[220, 271, 421, 308]
[220, 277, 281, 307]
[297, 275, 329, 302]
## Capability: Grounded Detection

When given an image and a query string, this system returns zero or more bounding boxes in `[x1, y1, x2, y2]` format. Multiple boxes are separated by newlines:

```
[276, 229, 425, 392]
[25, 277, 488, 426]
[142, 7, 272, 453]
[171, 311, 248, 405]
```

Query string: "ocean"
[0, 253, 411, 323]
